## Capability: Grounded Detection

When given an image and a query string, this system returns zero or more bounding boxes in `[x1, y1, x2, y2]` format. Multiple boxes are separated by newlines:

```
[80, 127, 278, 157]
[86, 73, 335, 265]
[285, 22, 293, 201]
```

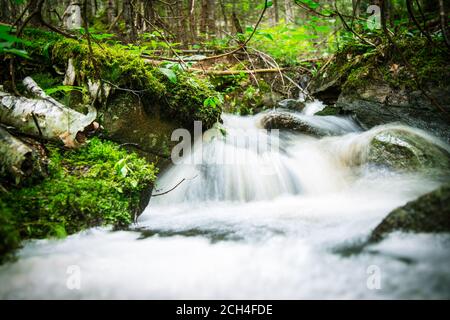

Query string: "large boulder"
[336, 82, 450, 143]
[369, 183, 450, 242]
[366, 127, 450, 172]
[101, 93, 177, 167]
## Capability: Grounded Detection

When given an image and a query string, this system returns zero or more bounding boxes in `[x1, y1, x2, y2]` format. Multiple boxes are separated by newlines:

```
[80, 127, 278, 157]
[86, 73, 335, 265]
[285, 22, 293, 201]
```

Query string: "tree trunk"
[123, 0, 136, 42]
[273, 0, 280, 25]
[0, 77, 98, 148]
[284, 0, 293, 23]
[27, 0, 45, 26]
[144, 0, 155, 32]
[206, 0, 216, 38]
[0, 127, 46, 185]
[107, 0, 115, 25]
[200, 0, 208, 36]
[63, 2, 82, 29]
[218, 0, 228, 33]
[188, 0, 197, 43]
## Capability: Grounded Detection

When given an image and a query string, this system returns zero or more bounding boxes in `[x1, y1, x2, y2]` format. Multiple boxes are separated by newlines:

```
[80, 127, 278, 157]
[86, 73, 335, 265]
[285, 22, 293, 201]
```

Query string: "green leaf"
[159, 67, 177, 84]
[265, 0, 273, 8]
[130, 179, 138, 188]
[2, 48, 30, 59]
[52, 224, 67, 239]
[44, 85, 83, 95]
[120, 165, 128, 178]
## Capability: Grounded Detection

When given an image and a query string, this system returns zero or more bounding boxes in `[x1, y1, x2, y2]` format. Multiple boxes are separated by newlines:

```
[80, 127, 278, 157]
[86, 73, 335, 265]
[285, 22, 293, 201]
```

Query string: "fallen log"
[0, 77, 98, 148]
[0, 126, 46, 184]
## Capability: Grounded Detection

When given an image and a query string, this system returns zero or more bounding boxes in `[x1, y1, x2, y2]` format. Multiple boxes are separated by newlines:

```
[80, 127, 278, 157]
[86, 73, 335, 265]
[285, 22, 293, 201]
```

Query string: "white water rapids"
[1, 101, 449, 299]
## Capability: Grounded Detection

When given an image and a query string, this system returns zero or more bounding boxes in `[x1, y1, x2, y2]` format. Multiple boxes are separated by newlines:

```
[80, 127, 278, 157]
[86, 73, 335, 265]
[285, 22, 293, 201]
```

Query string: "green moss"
[370, 183, 450, 242]
[330, 35, 450, 93]
[342, 64, 372, 92]
[0, 201, 21, 263]
[315, 105, 342, 116]
[20, 31, 222, 129]
[164, 72, 222, 128]
[0, 137, 157, 261]
[50, 38, 165, 96]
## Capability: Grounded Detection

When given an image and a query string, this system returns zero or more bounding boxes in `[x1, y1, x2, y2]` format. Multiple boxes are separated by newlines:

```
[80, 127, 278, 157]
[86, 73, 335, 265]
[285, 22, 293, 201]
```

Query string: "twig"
[187, 68, 288, 75]
[31, 111, 43, 137]
[151, 175, 198, 197]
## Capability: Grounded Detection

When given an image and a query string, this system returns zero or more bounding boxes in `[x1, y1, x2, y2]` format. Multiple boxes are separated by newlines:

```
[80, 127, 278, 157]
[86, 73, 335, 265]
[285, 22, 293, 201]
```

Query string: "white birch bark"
[0, 127, 42, 184]
[0, 77, 97, 148]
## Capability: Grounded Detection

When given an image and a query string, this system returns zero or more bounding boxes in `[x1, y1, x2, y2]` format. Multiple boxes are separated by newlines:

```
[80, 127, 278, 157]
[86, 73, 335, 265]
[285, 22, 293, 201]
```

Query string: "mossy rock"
[370, 183, 450, 242]
[367, 128, 450, 172]
[21, 33, 222, 131]
[0, 138, 157, 261]
[314, 105, 342, 116]
[101, 92, 176, 165]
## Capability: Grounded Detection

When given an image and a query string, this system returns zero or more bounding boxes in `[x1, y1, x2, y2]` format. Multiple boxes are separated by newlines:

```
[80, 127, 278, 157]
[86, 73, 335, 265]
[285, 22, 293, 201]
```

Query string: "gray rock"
[101, 93, 177, 166]
[260, 112, 327, 137]
[277, 99, 305, 111]
[367, 127, 450, 172]
[369, 183, 450, 242]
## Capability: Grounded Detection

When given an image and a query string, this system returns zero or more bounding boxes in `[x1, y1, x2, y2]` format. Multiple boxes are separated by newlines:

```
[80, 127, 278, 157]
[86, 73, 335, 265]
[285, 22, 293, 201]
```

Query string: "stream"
[1, 101, 449, 299]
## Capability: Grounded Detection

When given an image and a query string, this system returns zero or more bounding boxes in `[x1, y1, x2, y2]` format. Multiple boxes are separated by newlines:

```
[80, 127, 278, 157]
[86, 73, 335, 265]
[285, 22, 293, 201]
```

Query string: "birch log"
[0, 127, 45, 184]
[0, 77, 97, 148]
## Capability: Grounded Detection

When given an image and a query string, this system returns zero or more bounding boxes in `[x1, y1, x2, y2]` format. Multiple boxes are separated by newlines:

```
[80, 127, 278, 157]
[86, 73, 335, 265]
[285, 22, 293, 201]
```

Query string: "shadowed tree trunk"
[188, 0, 197, 43]
[123, 0, 136, 42]
[200, 0, 207, 36]
[28, 0, 44, 26]
[107, 0, 115, 25]
[207, 0, 216, 38]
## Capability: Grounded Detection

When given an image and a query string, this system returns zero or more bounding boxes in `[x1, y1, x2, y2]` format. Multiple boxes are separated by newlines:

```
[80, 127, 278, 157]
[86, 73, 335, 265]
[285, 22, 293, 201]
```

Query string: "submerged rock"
[366, 128, 450, 172]
[369, 183, 450, 242]
[260, 112, 327, 137]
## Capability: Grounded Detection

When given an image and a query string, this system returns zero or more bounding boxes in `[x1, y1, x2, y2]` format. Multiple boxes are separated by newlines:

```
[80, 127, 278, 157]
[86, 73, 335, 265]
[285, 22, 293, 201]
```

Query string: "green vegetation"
[323, 33, 450, 94]
[0, 138, 157, 262]
[18, 30, 222, 128]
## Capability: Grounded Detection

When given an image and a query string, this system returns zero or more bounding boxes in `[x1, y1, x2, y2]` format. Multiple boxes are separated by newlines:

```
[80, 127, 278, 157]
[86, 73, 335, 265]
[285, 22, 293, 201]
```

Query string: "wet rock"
[336, 82, 450, 143]
[277, 99, 306, 111]
[367, 128, 450, 172]
[369, 183, 450, 242]
[260, 112, 327, 137]
[101, 93, 177, 167]
[314, 105, 343, 116]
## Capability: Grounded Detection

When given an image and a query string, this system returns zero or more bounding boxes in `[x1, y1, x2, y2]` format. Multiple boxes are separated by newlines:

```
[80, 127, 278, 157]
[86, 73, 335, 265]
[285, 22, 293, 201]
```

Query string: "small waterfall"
[150, 102, 449, 206]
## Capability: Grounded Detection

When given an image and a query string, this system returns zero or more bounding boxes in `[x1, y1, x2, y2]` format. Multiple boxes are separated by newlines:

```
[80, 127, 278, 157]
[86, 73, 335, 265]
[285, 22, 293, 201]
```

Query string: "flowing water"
[1, 101, 449, 299]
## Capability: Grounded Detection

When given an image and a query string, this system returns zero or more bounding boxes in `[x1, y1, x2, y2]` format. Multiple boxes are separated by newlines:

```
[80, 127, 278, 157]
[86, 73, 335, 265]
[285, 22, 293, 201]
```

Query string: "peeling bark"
[0, 77, 98, 148]
[0, 127, 46, 184]
[63, 58, 76, 86]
